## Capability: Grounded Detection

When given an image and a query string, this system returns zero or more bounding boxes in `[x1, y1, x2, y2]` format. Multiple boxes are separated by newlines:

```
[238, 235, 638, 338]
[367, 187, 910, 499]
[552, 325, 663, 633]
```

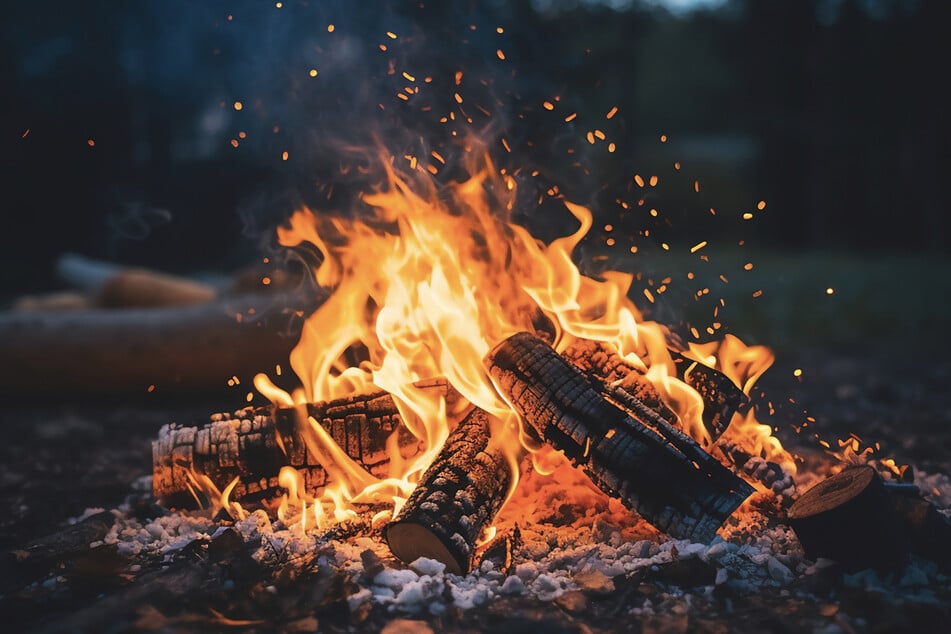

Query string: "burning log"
[385, 408, 514, 575]
[560, 339, 748, 442]
[560, 339, 679, 427]
[485, 332, 754, 543]
[670, 351, 750, 440]
[152, 384, 453, 508]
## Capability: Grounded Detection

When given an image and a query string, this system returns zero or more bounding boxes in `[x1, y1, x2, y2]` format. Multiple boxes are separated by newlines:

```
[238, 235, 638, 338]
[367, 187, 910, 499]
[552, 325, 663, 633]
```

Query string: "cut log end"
[786, 465, 906, 571]
[384, 523, 465, 576]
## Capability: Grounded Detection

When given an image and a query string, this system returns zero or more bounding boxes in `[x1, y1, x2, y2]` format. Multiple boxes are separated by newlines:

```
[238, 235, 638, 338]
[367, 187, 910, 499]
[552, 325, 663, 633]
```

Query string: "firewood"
[153, 383, 453, 509]
[786, 465, 907, 571]
[0, 291, 321, 396]
[560, 339, 679, 427]
[561, 339, 748, 442]
[485, 332, 754, 543]
[670, 351, 750, 440]
[385, 408, 514, 575]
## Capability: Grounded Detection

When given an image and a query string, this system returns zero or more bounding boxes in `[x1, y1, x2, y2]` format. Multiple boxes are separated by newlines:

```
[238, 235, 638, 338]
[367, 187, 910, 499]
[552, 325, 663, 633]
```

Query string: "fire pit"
[2, 2, 950, 633]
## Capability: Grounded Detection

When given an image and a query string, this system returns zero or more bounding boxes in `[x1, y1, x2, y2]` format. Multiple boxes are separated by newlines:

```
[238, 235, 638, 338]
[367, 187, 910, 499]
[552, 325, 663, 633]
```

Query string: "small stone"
[500, 575, 526, 595]
[767, 557, 795, 584]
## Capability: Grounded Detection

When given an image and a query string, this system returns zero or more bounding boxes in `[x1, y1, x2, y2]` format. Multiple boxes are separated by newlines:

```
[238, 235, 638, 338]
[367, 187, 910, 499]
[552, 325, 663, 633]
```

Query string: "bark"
[561, 339, 748, 441]
[152, 383, 452, 508]
[670, 351, 750, 440]
[485, 332, 754, 544]
[385, 408, 513, 575]
[786, 465, 906, 571]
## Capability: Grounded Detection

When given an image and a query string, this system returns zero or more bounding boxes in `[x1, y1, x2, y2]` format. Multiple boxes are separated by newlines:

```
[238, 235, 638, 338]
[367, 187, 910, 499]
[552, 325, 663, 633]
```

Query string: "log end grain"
[385, 522, 465, 576]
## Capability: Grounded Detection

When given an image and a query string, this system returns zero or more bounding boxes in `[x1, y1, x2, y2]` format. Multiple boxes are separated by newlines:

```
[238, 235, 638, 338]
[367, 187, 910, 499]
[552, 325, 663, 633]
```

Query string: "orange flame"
[254, 142, 789, 527]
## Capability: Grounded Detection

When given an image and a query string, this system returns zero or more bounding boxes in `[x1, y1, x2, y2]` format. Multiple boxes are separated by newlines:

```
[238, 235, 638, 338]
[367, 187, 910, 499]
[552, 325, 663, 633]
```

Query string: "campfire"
[4, 4, 951, 632]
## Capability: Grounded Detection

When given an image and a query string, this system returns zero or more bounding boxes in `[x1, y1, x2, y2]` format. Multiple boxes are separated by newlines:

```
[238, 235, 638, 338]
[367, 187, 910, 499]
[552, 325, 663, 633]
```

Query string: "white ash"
[54, 462, 951, 617]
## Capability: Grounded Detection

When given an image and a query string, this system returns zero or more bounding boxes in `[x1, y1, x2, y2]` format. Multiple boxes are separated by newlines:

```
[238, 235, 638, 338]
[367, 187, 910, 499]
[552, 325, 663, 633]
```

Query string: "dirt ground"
[2, 252, 950, 633]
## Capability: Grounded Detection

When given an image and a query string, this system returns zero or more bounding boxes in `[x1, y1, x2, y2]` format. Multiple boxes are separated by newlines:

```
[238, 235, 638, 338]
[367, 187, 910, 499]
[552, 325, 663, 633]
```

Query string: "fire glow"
[233, 142, 796, 534]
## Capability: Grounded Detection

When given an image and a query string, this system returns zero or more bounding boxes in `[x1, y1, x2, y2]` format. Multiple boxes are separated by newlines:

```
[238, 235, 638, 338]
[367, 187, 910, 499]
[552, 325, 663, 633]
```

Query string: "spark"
[690, 241, 708, 253]
[87, 138, 95, 147]
[793, 368, 802, 377]
[496, 49, 506, 60]
[234, 101, 243, 111]
[21, 129, 30, 138]
[634, 174, 645, 187]
[752, 289, 763, 298]
[386, 31, 398, 39]
[402, 71, 415, 82]
[826, 287, 835, 295]
[606, 106, 618, 119]
[282, 151, 289, 161]
[757, 200, 767, 210]
[649, 175, 658, 187]
[608, 143, 616, 153]
[309, 69, 318, 77]
[327, 24, 335, 32]
[694, 180, 700, 193]
[564, 112, 577, 122]
[742, 212, 753, 220]
[543, 101, 554, 111]
[660, 134, 668, 143]
[744, 262, 753, 270]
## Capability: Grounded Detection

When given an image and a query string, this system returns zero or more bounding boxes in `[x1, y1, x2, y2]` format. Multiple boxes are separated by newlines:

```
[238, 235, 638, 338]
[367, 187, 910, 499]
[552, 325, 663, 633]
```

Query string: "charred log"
[385, 408, 513, 575]
[560, 339, 679, 427]
[561, 339, 748, 442]
[670, 351, 750, 440]
[786, 465, 907, 571]
[152, 383, 453, 509]
[485, 332, 753, 543]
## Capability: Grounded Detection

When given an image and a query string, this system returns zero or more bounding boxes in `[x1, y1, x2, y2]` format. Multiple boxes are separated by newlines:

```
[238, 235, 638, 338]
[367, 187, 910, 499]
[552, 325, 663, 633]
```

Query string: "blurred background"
[1, 0, 949, 356]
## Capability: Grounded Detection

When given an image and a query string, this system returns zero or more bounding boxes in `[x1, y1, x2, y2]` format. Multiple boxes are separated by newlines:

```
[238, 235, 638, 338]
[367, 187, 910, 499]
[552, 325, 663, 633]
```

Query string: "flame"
[253, 142, 788, 528]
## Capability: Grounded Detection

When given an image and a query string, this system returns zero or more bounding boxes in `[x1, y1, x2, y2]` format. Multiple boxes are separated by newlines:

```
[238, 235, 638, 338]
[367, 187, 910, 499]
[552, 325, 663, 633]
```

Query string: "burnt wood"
[152, 384, 453, 508]
[385, 408, 513, 575]
[485, 332, 754, 543]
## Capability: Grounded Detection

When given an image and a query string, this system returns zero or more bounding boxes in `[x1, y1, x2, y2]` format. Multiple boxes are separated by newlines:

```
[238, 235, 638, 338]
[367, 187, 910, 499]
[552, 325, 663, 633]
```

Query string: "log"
[56, 252, 218, 307]
[670, 351, 750, 440]
[385, 408, 513, 575]
[561, 339, 748, 442]
[887, 483, 951, 569]
[485, 332, 754, 543]
[152, 383, 453, 509]
[560, 339, 679, 427]
[0, 291, 322, 397]
[786, 465, 906, 571]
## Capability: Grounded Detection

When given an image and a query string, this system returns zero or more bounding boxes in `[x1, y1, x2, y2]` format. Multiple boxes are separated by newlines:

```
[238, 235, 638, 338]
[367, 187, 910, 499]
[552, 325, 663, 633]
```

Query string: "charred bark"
[485, 332, 753, 544]
[152, 383, 452, 509]
[670, 351, 750, 440]
[385, 408, 513, 575]
[561, 339, 748, 442]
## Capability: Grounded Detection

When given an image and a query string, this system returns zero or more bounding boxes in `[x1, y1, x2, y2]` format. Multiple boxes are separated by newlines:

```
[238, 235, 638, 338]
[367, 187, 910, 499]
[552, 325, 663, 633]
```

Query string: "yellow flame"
[255, 143, 788, 524]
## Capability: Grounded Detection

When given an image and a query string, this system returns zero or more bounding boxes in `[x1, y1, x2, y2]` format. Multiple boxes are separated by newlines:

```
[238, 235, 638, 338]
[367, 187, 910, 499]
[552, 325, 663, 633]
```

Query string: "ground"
[1, 251, 950, 633]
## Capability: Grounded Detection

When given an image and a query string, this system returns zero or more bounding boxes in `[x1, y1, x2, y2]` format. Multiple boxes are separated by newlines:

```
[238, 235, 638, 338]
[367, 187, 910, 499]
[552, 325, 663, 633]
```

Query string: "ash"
[55, 460, 951, 629]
